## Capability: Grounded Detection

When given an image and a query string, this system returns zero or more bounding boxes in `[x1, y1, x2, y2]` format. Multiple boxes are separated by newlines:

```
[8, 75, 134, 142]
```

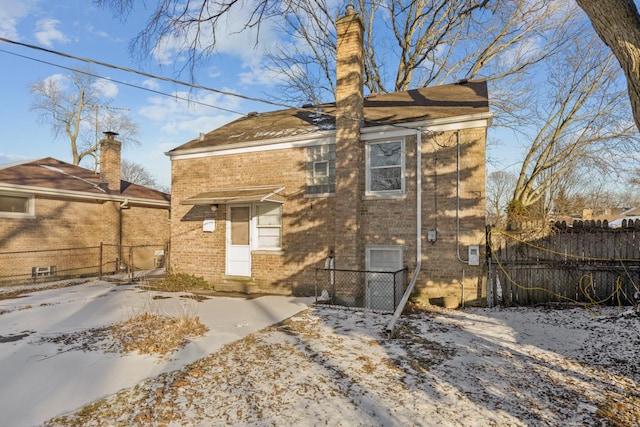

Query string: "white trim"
[0, 184, 169, 207]
[304, 192, 335, 198]
[167, 112, 492, 160]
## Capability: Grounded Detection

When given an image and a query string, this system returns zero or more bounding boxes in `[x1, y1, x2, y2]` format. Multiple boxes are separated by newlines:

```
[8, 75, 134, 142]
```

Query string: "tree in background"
[97, 0, 640, 133]
[96, 0, 640, 221]
[486, 170, 516, 228]
[30, 67, 139, 168]
[508, 31, 639, 220]
[121, 159, 158, 188]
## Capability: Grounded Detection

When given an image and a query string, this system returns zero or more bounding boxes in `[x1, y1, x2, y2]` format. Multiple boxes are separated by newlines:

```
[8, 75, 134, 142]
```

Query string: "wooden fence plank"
[489, 223, 639, 306]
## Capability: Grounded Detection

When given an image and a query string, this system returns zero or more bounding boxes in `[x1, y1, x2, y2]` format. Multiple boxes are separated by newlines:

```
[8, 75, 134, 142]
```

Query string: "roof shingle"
[170, 80, 489, 153]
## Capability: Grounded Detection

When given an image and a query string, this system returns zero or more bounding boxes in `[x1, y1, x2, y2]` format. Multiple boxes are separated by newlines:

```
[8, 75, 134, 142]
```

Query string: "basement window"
[32, 266, 56, 278]
[0, 193, 34, 218]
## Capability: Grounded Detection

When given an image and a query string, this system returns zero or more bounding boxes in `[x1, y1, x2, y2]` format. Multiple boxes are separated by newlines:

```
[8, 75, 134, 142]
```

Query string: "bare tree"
[509, 32, 639, 219]
[575, 0, 640, 131]
[486, 170, 516, 228]
[265, 0, 575, 103]
[30, 67, 139, 167]
[98, 0, 640, 132]
[121, 159, 158, 188]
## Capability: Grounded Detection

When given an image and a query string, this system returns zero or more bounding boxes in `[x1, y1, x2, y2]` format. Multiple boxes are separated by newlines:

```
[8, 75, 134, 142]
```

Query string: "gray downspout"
[386, 129, 422, 334]
[456, 129, 468, 263]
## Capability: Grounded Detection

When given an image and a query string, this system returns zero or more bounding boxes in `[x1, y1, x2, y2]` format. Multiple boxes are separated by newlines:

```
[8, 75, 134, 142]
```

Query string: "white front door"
[366, 247, 403, 311]
[226, 205, 251, 276]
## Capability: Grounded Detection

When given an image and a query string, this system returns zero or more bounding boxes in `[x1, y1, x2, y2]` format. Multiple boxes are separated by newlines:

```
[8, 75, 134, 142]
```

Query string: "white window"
[0, 193, 34, 218]
[366, 246, 403, 272]
[306, 144, 335, 195]
[366, 140, 405, 195]
[255, 202, 282, 250]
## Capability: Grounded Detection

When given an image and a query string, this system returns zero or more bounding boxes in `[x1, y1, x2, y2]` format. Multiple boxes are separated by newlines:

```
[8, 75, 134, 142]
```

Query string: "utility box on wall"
[468, 245, 480, 266]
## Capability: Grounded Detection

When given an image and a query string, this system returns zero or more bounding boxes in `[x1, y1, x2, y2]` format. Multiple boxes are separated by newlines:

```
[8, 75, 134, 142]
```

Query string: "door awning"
[181, 185, 286, 205]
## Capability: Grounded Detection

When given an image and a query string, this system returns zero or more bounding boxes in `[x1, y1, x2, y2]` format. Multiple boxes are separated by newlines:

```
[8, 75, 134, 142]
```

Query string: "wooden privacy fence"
[487, 221, 640, 307]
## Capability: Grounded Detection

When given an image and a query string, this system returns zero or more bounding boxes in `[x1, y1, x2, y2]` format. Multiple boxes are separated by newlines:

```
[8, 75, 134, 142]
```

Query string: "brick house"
[0, 132, 170, 283]
[167, 9, 492, 307]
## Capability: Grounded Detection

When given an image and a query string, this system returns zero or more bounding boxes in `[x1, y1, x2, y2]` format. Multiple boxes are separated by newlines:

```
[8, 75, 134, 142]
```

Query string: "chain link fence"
[0, 243, 169, 287]
[314, 267, 407, 312]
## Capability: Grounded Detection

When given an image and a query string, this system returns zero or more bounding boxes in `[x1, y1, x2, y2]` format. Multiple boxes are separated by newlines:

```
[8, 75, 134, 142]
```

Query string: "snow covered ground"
[0, 280, 312, 426]
[1, 280, 638, 426]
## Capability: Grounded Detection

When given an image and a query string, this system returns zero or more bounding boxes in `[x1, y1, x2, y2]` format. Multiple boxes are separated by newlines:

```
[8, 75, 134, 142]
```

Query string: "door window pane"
[230, 207, 250, 245]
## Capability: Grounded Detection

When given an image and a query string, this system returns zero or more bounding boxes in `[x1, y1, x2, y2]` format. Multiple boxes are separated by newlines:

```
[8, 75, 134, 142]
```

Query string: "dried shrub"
[151, 273, 211, 292]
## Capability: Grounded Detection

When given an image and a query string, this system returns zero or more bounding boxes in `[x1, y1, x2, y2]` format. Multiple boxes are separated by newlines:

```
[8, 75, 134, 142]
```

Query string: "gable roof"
[0, 157, 170, 205]
[170, 80, 490, 154]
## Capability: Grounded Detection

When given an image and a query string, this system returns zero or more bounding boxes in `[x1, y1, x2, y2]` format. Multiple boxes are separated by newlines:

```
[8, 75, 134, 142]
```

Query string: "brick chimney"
[99, 131, 122, 193]
[334, 5, 365, 270]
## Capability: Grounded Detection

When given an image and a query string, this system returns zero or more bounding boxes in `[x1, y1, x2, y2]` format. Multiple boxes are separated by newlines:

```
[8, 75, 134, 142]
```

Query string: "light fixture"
[210, 204, 218, 212]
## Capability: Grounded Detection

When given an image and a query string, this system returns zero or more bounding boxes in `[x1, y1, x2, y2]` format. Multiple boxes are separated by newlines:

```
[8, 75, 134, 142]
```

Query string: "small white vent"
[32, 266, 56, 278]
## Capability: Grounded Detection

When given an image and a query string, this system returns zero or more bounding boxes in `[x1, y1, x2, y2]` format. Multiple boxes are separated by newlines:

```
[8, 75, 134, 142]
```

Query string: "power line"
[0, 48, 245, 115]
[0, 36, 299, 111]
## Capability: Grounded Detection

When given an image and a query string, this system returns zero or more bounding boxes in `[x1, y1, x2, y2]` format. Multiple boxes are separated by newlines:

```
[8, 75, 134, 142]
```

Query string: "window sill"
[0, 213, 36, 219]
[304, 193, 335, 198]
[252, 250, 285, 256]
[363, 192, 406, 201]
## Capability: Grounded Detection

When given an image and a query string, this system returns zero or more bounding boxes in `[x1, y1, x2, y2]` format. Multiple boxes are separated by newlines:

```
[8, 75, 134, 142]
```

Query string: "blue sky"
[0, 0, 535, 190]
[0, 0, 287, 188]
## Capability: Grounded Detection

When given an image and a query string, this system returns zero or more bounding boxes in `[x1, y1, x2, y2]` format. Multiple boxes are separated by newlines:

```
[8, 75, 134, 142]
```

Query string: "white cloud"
[139, 90, 242, 122]
[34, 18, 69, 46]
[159, 114, 234, 136]
[0, 0, 38, 39]
[43, 73, 70, 90]
[142, 79, 161, 90]
[85, 24, 108, 38]
[138, 90, 242, 140]
[238, 58, 289, 86]
[151, 0, 281, 69]
[92, 79, 119, 98]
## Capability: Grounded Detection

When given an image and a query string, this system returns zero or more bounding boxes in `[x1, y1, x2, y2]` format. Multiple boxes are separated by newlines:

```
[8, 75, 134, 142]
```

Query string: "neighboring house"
[167, 9, 492, 306]
[0, 132, 170, 283]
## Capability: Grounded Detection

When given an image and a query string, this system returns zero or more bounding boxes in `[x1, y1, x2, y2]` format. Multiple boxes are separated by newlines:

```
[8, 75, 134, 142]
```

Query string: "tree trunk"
[576, 0, 640, 131]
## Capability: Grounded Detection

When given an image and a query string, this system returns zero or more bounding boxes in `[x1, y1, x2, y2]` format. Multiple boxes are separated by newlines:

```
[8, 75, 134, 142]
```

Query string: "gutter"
[386, 129, 422, 334]
[0, 184, 170, 207]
